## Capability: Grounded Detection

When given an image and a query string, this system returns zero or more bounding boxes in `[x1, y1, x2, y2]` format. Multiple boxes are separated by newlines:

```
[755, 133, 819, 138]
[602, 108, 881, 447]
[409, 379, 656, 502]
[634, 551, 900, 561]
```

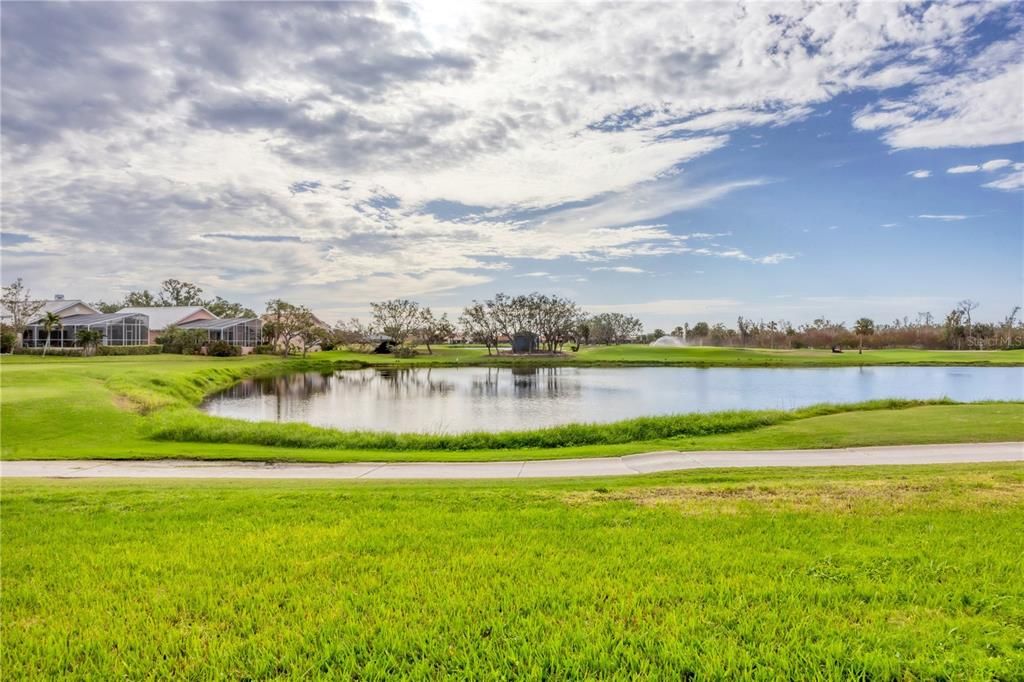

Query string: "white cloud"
[0, 1, 1015, 307]
[917, 214, 969, 221]
[853, 40, 1024, 149]
[948, 165, 982, 174]
[590, 266, 647, 274]
[983, 166, 1024, 191]
[908, 170, 931, 178]
[981, 159, 1013, 171]
[881, 223, 899, 228]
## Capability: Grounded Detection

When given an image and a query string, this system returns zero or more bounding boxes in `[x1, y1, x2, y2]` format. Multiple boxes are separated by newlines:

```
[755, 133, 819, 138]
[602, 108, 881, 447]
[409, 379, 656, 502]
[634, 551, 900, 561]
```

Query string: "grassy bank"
[3, 464, 1023, 678]
[147, 398, 960, 451]
[1, 352, 1022, 462]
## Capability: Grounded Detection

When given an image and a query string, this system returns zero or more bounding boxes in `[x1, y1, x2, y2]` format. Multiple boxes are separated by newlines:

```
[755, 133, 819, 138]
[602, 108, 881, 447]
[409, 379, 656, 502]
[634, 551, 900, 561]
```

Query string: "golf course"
[3, 347, 1023, 678]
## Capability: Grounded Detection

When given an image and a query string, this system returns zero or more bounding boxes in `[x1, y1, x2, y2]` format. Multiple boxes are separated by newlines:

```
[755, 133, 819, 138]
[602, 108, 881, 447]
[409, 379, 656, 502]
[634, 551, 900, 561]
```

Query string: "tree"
[1000, 306, 1021, 349]
[296, 320, 327, 358]
[690, 322, 710, 346]
[123, 290, 159, 307]
[956, 300, 979, 344]
[460, 302, 500, 355]
[1, 279, 44, 348]
[207, 296, 256, 318]
[854, 317, 875, 354]
[92, 300, 124, 314]
[40, 312, 63, 356]
[588, 313, 643, 345]
[943, 309, 966, 350]
[418, 308, 454, 354]
[334, 318, 376, 352]
[159, 279, 206, 306]
[264, 299, 315, 357]
[370, 299, 421, 346]
[76, 328, 103, 357]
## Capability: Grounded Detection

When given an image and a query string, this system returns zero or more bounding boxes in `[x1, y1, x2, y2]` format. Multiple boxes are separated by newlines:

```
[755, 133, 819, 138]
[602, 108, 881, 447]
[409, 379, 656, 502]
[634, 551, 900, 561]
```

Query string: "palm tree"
[75, 328, 103, 357]
[40, 312, 62, 356]
[854, 317, 875, 355]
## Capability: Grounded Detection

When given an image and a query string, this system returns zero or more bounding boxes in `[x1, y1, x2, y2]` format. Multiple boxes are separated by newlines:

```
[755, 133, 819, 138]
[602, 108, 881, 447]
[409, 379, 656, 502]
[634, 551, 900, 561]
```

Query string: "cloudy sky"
[2, 1, 1022, 327]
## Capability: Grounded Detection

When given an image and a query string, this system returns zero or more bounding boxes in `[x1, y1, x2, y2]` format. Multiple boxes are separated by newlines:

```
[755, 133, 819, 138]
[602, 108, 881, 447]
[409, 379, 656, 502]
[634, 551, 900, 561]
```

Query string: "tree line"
[654, 301, 1022, 351]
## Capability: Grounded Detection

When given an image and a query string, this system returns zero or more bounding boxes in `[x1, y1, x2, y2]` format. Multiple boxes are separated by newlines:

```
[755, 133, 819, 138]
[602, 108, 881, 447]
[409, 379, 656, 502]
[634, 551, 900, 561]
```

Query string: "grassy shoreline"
[2, 349, 1022, 463]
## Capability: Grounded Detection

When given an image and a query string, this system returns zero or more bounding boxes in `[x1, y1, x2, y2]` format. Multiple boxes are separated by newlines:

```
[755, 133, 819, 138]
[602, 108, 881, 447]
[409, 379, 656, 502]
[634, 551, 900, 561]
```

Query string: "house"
[20, 297, 151, 348]
[118, 306, 217, 344]
[118, 306, 262, 353]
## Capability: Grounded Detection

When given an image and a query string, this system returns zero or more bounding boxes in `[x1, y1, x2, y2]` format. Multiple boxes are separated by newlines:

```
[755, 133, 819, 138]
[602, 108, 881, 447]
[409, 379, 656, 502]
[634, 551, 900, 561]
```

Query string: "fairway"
[3, 464, 1023, 679]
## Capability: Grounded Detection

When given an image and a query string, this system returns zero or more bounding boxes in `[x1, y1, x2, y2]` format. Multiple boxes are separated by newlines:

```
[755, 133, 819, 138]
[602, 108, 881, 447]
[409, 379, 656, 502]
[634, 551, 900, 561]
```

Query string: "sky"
[1, 1, 1022, 329]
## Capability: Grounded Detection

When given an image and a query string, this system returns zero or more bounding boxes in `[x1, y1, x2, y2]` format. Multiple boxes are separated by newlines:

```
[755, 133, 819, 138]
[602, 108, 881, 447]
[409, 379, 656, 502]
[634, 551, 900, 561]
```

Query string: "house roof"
[44, 312, 147, 326]
[178, 318, 261, 331]
[24, 299, 100, 323]
[117, 306, 215, 330]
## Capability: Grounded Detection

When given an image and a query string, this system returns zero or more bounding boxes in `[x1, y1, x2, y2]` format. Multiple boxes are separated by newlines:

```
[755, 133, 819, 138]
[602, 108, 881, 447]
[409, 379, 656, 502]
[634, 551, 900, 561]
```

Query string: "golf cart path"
[2, 442, 1021, 480]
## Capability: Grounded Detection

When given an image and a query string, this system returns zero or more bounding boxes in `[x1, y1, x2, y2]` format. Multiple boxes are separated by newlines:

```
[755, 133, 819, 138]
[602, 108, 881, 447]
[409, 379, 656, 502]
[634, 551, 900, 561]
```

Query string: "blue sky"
[1, 1, 1022, 328]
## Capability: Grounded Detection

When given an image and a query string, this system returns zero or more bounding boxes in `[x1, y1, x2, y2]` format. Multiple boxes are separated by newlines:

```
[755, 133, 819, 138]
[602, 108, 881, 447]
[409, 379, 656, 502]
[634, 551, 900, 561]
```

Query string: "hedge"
[12, 347, 84, 356]
[97, 345, 163, 356]
[13, 345, 162, 356]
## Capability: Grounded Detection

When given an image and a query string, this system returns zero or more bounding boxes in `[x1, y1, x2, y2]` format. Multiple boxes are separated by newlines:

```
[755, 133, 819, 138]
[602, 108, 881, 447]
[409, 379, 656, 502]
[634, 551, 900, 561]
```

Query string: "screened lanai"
[178, 318, 262, 347]
[22, 313, 150, 348]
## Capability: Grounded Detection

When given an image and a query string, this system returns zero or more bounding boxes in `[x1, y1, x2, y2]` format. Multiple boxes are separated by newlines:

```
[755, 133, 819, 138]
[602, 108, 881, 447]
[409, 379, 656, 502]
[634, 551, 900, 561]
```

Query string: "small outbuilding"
[511, 331, 540, 353]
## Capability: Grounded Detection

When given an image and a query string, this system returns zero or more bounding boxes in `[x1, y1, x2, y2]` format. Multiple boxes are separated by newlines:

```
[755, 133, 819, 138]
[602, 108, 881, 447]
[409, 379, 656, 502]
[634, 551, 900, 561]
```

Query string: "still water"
[201, 366, 1024, 434]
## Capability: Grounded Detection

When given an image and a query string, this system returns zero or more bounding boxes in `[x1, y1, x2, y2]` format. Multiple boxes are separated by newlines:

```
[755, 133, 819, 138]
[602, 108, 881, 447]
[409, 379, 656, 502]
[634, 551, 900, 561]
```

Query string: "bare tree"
[334, 318, 376, 352]
[418, 308, 454, 354]
[1001, 306, 1021, 349]
[370, 299, 422, 346]
[1, 279, 44, 349]
[460, 302, 500, 355]
[957, 300, 980, 342]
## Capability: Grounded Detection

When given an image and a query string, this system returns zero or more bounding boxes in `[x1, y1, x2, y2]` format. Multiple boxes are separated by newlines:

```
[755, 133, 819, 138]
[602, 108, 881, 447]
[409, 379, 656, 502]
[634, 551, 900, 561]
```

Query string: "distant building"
[20, 297, 151, 348]
[511, 331, 540, 353]
[119, 306, 261, 353]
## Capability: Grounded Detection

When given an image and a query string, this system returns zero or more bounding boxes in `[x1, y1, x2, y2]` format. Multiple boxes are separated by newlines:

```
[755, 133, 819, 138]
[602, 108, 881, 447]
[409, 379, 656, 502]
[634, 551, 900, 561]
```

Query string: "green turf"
[2, 352, 1022, 462]
[3, 464, 1022, 678]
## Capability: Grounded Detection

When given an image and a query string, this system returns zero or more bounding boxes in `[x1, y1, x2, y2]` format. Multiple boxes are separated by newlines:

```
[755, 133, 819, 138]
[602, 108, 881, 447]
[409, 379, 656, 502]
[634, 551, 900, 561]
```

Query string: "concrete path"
[1, 443, 1021, 480]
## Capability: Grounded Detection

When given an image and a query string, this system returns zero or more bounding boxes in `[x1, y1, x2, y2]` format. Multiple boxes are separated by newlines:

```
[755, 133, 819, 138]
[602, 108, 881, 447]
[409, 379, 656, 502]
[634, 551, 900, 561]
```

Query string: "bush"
[207, 340, 241, 357]
[157, 327, 208, 354]
[253, 344, 277, 354]
[13, 347, 84, 356]
[1, 331, 15, 354]
[97, 345, 163, 356]
[392, 345, 418, 358]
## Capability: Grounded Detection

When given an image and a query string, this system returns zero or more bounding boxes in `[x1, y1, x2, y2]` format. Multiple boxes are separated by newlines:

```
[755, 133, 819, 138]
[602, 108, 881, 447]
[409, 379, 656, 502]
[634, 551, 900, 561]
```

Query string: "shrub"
[207, 340, 241, 357]
[13, 347, 84, 356]
[157, 327, 208, 354]
[1, 330, 15, 354]
[392, 345, 418, 358]
[253, 344, 277, 354]
[96, 345, 163, 356]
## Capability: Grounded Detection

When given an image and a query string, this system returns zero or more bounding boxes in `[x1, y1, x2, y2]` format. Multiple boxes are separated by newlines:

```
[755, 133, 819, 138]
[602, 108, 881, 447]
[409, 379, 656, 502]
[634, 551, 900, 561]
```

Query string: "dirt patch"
[564, 477, 1024, 513]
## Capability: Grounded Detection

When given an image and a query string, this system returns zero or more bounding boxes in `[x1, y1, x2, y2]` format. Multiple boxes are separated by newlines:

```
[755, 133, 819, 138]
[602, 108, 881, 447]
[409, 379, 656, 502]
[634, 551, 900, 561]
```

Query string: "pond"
[201, 366, 1024, 434]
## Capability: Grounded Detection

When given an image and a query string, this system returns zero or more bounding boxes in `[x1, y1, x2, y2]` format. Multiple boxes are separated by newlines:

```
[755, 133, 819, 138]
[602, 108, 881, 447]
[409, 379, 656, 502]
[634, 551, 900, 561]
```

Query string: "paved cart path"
[2, 443, 1021, 480]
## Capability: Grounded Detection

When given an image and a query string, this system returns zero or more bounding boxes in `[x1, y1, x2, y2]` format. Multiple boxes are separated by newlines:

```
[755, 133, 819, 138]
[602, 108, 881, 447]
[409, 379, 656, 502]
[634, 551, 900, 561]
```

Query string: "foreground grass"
[3, 464, 1023, 678]
[2, 353, 1022, 462]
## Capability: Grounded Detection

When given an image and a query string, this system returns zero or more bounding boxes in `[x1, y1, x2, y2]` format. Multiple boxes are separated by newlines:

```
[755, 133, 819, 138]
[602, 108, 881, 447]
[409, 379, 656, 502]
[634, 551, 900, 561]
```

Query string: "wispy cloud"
[907, 169, 931, 178]
[590, 266, 647, 274]
[917, 214, 969, 221]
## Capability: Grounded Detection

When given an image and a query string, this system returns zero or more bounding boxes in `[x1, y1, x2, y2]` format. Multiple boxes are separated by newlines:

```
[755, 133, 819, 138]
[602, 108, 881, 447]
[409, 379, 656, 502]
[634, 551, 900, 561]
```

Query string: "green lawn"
[3, 465, 1023, 678]
[1, 351, 1022, 462]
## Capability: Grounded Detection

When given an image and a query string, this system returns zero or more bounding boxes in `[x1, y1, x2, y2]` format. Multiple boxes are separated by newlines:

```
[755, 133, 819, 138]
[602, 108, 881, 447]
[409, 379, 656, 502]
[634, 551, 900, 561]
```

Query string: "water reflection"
[201, 366, 1024, 434]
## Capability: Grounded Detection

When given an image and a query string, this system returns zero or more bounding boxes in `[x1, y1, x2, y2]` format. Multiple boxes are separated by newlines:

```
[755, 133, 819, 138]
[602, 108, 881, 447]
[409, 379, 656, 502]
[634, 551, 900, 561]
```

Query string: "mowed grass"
[2, 353, 1023, 462]
[3, 465, 1023, 678]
